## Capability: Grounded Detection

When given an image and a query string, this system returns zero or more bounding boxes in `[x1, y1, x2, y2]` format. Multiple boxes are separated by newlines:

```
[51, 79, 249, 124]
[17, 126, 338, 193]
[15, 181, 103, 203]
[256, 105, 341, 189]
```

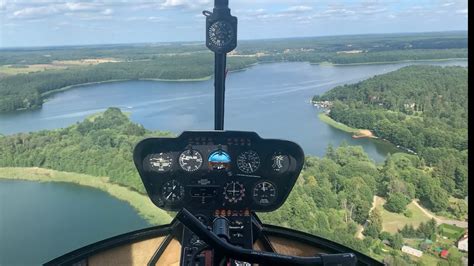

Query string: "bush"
[404, 209, 413, 217]
[384, 192, 410, 213]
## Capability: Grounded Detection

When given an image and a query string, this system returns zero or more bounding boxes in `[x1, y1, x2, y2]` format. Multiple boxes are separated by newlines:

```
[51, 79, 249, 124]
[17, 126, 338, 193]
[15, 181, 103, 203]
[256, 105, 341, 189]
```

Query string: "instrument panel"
[133, 131, 304, 212]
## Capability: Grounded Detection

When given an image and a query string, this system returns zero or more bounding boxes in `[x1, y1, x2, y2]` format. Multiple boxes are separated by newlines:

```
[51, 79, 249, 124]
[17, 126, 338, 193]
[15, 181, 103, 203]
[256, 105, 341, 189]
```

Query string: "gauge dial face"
[237, 150, 260, 174]
[162, 180, 185, 203]
[253, 181, 277, 206]
[223, 181, 245, 203]
[147, 153, 173, 172]
[271, 153, 290, 174]
[179, 149, 203, 172]
[208, 21, 234, 48]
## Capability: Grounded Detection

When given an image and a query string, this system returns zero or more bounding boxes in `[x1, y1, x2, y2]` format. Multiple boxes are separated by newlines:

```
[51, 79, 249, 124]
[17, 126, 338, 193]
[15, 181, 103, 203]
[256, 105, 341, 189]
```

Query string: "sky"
[0, 0, 468, 48]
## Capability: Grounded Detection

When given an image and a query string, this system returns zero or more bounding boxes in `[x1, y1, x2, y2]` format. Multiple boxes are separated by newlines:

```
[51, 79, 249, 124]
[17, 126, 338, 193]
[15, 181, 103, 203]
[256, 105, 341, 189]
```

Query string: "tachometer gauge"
[223, 181, 245, 203]
[179, 149, 203, 172]
[147, 153, 173, 172]
[237, 150, 260, 174]
[162, 180, 185, 203]
[253, 181, 277, 206]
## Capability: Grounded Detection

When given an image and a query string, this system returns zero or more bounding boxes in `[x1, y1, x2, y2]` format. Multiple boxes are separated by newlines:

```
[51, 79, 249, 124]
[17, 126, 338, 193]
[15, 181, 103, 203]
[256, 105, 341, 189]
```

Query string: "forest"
[314, 65, 468, 218]
[0, 108, 466, 265]
[0, 31, 467, 112]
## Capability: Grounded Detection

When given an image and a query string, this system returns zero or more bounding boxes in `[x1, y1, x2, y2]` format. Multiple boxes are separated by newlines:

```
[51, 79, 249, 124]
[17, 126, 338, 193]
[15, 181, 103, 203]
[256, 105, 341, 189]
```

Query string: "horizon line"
[0, 29, 467, 51]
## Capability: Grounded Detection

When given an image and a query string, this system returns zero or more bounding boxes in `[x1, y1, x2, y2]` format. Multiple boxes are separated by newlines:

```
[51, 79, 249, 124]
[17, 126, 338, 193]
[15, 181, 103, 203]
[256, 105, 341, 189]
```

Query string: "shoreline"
[0, 167, 173, 225]
[3, 57, 466, 113]
[40, 76, 213, 99]
[313, 57, 467, 66]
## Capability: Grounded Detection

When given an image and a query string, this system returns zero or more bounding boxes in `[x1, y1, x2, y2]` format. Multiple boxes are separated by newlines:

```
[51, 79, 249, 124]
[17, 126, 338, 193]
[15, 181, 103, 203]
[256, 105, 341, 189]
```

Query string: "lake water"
[0, 60, 467, 162]
[0, 60, 467, 265]
[0, 180, 150, 265]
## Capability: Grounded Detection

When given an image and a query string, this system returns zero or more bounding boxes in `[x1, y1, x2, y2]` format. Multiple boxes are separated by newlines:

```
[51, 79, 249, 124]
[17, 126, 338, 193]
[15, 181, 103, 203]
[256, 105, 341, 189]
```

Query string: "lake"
[0, 60, 466, 162]
[0, 180, 150, 265]
[0, 60, 467, 265]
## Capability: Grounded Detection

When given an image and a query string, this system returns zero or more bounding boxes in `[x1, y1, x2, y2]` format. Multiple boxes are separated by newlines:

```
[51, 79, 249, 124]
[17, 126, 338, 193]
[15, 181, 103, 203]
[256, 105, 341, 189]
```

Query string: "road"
[411, 199, 467, 228]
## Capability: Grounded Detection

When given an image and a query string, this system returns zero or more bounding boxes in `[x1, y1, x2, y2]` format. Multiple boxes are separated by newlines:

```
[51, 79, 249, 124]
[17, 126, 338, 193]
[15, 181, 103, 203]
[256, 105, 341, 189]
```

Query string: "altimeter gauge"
[253, 181, 277, 206]
[223, 181, 245, 203]
[147, 153, 173, 172]
[237, 150, 260, 174]
[179, 149, 203, 172]
[162, 180, 185, 203]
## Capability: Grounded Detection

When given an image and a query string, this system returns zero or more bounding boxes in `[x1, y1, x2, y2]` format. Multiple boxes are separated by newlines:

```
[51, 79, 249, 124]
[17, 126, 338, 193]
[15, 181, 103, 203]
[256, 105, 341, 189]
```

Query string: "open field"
[0, 58, 120, 77]
[0, 167, 172, 225]
[374, 196, 432, 233]
[318, 113, 359, 133]
[318, 113, 376, 138]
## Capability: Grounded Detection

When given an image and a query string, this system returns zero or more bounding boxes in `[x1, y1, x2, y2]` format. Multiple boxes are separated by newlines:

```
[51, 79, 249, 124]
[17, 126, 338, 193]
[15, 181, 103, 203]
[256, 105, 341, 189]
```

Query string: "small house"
[401, 245, 423, 257]
[440, 250, 449, 259]
[457, 235, 468, 252]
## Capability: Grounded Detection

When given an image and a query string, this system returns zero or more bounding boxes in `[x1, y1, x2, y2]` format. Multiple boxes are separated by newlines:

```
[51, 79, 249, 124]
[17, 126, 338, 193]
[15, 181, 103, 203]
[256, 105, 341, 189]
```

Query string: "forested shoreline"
[0, 107, 467, 264]
[0, 31, 467, 112]
[314, 65, 468, 219]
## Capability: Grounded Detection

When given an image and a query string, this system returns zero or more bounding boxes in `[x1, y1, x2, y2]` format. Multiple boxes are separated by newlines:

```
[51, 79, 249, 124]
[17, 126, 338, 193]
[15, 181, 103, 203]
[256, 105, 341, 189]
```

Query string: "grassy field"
[318, 113, 360, 133]
[374, 196, 431, 233]
[0, 58, 119, 77]
[0, 167, 172, 225]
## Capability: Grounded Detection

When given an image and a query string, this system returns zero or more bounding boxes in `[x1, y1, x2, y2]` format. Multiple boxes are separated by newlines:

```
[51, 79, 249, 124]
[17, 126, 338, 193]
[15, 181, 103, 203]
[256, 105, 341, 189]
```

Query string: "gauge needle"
[166, 192, 173, 199]
[248, 162, 253, 172]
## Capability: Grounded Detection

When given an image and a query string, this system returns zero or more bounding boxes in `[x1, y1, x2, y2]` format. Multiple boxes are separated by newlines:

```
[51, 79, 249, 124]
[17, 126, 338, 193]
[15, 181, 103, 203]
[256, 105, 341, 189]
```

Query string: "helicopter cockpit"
[133, 130, 305, 265]
[45, 0, 383, 265]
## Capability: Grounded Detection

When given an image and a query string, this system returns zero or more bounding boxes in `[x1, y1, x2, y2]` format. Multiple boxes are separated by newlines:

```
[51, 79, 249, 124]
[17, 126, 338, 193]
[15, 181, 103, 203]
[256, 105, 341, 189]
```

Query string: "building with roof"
[457, 234, 468, 252]
[440, 249, 449, 259]
[401, 246, 423, 258]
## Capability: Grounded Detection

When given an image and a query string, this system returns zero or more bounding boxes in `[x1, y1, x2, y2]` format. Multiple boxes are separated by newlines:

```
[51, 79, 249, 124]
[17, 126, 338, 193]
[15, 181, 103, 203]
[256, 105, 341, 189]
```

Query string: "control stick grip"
[176, 208, 357, 265]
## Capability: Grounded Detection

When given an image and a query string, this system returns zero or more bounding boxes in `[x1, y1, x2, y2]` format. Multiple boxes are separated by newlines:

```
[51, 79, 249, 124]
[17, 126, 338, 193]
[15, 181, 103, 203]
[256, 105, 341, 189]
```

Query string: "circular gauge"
[237, 150, 260, 174]
[162, 180, 185, 203]
[179, 149, 203, 172]
[270, 153, 290, 174]
[253, 181, 277, 206]
[208, 21, 234, 48]
[208, 150, 231, 170]
[147, 153, 173, 172]
[223, 181, 245, 203]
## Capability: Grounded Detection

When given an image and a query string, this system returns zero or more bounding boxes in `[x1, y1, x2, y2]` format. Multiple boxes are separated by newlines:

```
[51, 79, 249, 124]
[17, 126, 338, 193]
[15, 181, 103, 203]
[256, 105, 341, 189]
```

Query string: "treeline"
[1, 31, 467, 112]
[0, 108, 463, 263]
[314, 65, 468, 215]
[0, 54, 257, 112]
[1, 31, 466, 66]
[0, 108, 171, 192]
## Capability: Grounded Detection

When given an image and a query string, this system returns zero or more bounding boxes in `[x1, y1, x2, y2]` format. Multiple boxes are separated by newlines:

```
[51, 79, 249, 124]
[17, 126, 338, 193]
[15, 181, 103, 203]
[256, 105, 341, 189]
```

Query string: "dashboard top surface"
[133, 131, 304, 212]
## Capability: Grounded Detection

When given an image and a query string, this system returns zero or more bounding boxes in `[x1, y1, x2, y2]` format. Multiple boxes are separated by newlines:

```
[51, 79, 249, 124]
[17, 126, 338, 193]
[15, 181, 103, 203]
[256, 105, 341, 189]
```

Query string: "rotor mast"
[204, 0, 237, 130]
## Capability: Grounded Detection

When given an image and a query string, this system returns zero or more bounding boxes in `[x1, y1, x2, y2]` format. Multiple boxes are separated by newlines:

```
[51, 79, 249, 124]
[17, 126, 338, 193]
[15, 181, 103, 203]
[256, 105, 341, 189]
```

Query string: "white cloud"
[9, 2, 106, 20]
[161, 0, 210, 9]
[456, 9, 467, 14]
[102, 8, 113, 15]
[286, 5, 312, 12]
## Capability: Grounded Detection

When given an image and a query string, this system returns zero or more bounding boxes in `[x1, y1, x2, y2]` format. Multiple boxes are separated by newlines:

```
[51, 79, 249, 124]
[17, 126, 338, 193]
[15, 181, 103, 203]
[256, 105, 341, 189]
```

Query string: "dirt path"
[356, 195, 377, 239]
[411, 200, 467, 228]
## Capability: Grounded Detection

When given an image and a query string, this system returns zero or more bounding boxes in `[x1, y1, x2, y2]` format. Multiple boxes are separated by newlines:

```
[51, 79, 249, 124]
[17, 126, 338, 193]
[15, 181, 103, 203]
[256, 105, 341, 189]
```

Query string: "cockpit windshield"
[0, 1, 468, 265]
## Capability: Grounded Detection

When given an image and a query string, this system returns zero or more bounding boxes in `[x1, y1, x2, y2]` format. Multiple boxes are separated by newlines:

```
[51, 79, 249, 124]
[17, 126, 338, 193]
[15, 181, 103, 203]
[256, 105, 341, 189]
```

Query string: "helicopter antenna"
[203, 0, 237, 130]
